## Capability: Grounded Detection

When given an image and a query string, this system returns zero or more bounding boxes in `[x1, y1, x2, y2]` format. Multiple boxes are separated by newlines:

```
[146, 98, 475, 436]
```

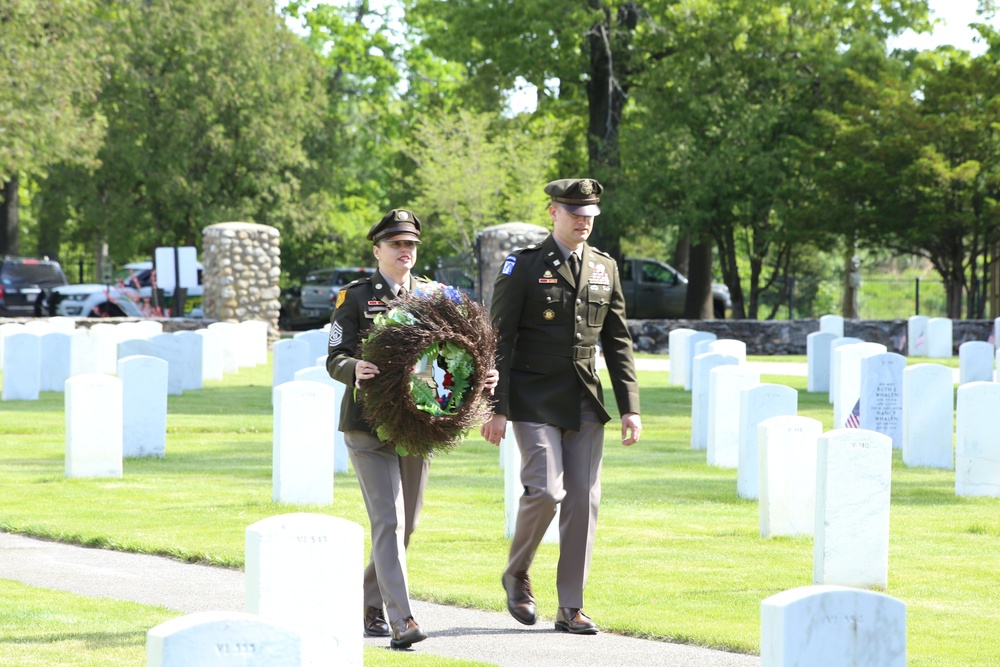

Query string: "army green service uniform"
[491, 228, 640, 609]
[327, 265, 430, 629]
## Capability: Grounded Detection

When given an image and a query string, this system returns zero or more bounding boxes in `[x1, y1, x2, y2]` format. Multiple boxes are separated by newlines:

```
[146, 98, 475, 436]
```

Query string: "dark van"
[0, 256, 69, 317]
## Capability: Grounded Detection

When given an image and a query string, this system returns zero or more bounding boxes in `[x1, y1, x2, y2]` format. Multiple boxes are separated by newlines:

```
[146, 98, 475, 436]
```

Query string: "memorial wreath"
[357, 282, 497, 457]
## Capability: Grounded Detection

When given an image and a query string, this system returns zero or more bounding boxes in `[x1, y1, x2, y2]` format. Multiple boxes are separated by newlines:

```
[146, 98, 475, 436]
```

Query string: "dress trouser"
[345, 430, 428, 624]
[363, 448, 429, 610]
[505, 399, 604, 609]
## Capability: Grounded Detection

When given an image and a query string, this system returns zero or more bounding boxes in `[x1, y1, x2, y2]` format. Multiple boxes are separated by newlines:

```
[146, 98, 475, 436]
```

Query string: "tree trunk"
[1, 174, 20, 256]
[683, 239, 714, 319]
[672, 231, 690, 277]
[842, 250, 859, 319]
[583, 1, 637, 260]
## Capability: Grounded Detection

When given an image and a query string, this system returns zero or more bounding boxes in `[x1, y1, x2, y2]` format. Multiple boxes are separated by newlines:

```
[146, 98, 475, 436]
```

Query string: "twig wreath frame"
[358, 283, 497, 457]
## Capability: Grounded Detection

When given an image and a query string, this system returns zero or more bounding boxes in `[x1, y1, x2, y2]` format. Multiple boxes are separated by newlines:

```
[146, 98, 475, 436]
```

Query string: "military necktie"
[568, 252, 581, 282]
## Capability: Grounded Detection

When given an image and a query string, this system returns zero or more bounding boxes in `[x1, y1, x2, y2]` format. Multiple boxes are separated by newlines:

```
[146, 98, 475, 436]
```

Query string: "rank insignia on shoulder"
[335, 290, 348, 309]
[502, 257, 517, 275]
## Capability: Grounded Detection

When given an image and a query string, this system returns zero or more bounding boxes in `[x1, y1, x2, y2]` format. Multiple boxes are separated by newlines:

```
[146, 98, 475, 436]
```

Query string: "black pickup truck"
[619, 257, 731, 319]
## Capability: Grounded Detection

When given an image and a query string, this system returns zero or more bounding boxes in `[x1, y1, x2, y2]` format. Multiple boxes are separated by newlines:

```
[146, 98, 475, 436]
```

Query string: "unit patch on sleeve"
[502, 256, 517, 275]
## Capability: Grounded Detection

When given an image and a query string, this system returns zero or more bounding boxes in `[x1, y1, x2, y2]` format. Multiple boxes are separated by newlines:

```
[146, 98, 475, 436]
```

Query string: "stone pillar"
[202, 222, 281, 335]
[476, 222, 549, 312]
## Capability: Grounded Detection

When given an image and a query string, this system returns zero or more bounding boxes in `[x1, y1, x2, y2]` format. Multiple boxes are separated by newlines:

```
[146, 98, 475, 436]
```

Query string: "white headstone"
[146, 610, 301, 667]
[926, 317, 953, 358]
[907, 315, 929, 357]
[293, 330, 328, 365]
[806, 331, 837, 393]
[819, 314, 844, 338]
[273, 381, 335, 505]
[691, 352, 740, 451]
[118, 338, 157, 361]
[65, 373, 123, 478]
[119, 355, 168, 458]
[955, 381, 1000, 497]
[995, 317, 1000, 348]
[0, 322, 27, 362]
[758, 416, 822, 537]
[828, 337, 862, 404]
[2, 332, 41, 401]
[707, 338, 746, 363]
[245, 513, 363, 667]
[23, 320, 53, 336]
[175, 331, 204, 391]
[738, 384, 798, 499]
[859, 353, 905, 449]
[69, 328, 98, 377]
[150, 333, 186, 395]
[208, 322, 241, 375]
[668, 328, 696, 387]
[195, 327, 224, 382]
[833, 342, 886, 428]
[39, 332, 72, 392]
[707, 365, 760, 468]
[273, 339, 312, 390]
[902, 364, 954, 469]
[683, 332, 717, 390]
[814, 428, 892, 589]
[46, 316, 77, 335]
[134, 320, 164, 339]
[761, 585, 906, 667]
[293, 367, 348, 474]
[503, 427, 559, 544]
[90, 323, 120, 375]
[959, 340, 994, 385]
[239, 320, 269, 367]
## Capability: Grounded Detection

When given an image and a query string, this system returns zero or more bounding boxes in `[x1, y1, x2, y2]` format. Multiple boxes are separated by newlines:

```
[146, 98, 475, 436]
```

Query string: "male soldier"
[481, 178, 641, 635]
[326, 209, 431, 650]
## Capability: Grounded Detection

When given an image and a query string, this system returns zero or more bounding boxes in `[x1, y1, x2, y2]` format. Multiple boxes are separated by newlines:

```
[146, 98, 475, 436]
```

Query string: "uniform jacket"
[490, 234, 640, 431]
[326, 271, 430, 434]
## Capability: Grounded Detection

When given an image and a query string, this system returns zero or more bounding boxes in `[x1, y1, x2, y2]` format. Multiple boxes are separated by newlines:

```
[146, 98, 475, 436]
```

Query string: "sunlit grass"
[1, 359, 998, 665]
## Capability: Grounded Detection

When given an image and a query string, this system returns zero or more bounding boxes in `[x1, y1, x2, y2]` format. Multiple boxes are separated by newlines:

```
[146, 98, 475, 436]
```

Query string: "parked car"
[279, 267, 374, 330]
[620, 257, 731, 319]
[49, 259, 204, 318]
[0, 256, 68, 317]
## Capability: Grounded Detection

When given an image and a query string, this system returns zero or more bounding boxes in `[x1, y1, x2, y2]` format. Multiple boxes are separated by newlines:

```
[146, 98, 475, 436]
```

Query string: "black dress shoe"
[502, 571, 537, 625]
[364, 605, 390, 637]
[390, 616, 427, 649]
[554, 607, 599, 635]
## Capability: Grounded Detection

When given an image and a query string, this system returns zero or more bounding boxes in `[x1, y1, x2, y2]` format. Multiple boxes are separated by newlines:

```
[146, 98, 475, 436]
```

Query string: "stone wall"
[476, 221, 549, 311]
[628, 318, 996, 356]
[201, 222, 281, 334]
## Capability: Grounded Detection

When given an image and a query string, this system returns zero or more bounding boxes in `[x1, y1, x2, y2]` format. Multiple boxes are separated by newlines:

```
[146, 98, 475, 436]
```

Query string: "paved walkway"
[0, 532, 759, 666]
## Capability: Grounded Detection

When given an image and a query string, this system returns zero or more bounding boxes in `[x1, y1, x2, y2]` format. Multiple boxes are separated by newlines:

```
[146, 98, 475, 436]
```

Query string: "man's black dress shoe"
[554, 607, 599, 635]
[502, 571, 537, 625]
[390, 616, 427, 649]
[364, 605, 390, 637]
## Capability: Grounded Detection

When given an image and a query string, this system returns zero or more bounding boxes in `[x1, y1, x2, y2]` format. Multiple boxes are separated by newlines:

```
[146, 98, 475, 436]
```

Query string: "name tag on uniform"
[539, 278, 558, 284]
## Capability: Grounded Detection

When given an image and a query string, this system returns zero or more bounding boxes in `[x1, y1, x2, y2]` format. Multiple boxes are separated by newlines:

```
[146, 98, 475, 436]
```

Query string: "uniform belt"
[516, 343, 595, 360]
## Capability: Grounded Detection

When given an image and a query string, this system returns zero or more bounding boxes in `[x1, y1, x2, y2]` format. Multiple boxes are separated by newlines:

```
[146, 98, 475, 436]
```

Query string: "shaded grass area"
[1, 360, 999, 665]
[0, 580, 489, 667]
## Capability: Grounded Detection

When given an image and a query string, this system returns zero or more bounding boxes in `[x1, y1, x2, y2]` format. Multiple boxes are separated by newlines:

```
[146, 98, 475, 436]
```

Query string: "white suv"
[51, 261, 203, 318]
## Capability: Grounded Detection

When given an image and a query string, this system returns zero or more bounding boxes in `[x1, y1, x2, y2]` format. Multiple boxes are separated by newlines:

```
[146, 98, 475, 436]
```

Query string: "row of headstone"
[148, 512, 363, 667]
[1, 319, 271, 402]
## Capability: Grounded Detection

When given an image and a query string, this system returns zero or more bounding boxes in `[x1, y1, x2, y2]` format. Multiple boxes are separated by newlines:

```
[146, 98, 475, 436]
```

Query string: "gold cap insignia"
[579, 179, 594, 195]
[543, 309, 555, 321]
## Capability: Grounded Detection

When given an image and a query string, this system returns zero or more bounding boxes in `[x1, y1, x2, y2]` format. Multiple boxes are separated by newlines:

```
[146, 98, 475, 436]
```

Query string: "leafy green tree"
[40, 0, 326, 270]
[813, 42, 1000, 318]
[0, 0, 108, 256]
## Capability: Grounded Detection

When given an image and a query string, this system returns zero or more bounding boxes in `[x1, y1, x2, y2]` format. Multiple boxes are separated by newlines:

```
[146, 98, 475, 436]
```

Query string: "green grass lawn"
[1, 358, 998, 666]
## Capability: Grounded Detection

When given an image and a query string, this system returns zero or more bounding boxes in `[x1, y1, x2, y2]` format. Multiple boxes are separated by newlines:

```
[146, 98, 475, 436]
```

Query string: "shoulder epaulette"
[591, 247, 613, 259]
[344, 276, 372, 289]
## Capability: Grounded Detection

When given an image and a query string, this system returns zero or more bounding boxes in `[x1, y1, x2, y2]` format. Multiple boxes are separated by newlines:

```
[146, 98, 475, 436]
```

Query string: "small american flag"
[915, 332, 925, 349]
[844, 399, 861, 429]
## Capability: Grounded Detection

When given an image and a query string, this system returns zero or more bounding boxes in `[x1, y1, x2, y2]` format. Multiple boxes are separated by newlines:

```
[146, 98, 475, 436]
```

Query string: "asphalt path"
[1, 532, 760, 666]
